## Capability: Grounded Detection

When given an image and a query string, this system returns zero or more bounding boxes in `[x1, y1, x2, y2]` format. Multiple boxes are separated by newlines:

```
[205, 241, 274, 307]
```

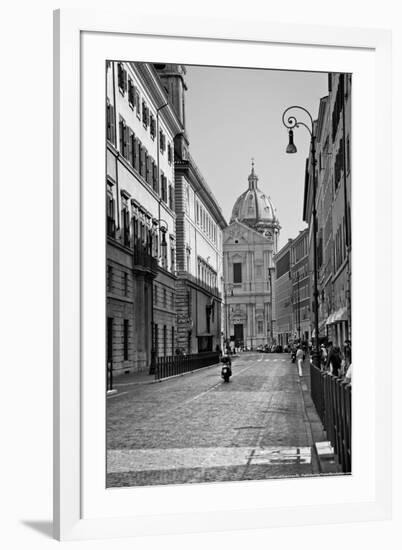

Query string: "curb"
[108, 361, 223, 394]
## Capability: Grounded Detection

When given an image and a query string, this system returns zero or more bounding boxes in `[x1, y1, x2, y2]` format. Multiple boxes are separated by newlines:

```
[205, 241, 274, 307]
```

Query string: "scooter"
[220, 355, 232, 383]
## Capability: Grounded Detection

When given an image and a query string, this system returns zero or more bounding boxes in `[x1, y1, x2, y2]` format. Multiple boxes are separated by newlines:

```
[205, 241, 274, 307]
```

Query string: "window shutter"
[124, 125, 129, 158]
[119, 119, 124, 155]
[128, 130, 133, 165]
[141, 146, 145, 177]
[110, 105, 115, 145]
[152, 161, 157, 192]
[135, 139, 140, 171]
[106, 103, 111, 141]
[125, 210, 130, 245]
[147, 156, 151, 184]
[144, 149, 148, 181]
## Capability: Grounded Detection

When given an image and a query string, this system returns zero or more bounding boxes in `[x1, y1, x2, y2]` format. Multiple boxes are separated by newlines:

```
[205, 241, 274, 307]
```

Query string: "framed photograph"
[54, 9, 392, 541]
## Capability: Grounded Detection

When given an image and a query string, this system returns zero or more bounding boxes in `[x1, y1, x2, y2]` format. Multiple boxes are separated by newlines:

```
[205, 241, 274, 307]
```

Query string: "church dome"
[230, 161, 279, 231]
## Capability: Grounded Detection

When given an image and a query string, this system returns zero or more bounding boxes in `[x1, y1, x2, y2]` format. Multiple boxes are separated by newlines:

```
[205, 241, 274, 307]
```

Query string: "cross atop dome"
[248, 158, 258, 190]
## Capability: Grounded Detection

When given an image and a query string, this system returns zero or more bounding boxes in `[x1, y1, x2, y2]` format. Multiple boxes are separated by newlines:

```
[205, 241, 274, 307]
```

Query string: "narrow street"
[107, 353, 321, 487]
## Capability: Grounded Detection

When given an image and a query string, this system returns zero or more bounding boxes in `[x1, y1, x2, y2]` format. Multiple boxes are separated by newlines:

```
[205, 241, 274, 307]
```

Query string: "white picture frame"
[53, 8, 392, 541]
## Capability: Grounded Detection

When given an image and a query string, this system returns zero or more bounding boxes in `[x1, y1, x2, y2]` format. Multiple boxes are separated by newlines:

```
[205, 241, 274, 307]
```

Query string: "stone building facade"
[155, 64, 227, 354]
[106, 61, 182, 375]
[223, 163, 280, 350]
[274, 240, 293, 347]
[290, 229, 311, 343]
[303, 73, 351, 346]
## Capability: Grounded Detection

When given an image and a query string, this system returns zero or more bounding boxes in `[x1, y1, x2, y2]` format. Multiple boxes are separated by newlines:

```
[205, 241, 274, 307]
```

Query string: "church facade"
[223, 163, 280, 350]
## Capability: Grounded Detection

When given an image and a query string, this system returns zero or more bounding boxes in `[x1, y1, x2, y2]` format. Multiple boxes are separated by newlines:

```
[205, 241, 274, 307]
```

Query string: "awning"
[326, 307, 348, 325]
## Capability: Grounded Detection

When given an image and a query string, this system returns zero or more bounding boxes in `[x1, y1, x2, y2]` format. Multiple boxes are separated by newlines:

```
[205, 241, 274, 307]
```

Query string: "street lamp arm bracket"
[282, 106, 313, 137]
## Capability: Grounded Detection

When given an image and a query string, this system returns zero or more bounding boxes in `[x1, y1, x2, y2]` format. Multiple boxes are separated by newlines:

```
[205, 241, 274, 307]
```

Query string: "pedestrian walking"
[325, 341, 334, 372]
[320, 343, 327, 369]
[296, 345, 304, 377]
[341, 339, 352, 376]
[345, 362, 352, 384]
[330, 346, 342, 376]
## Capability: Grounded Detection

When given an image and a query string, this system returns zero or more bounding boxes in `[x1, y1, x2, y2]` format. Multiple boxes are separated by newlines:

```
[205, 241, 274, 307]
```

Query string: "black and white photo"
[105, 61, 352, 488]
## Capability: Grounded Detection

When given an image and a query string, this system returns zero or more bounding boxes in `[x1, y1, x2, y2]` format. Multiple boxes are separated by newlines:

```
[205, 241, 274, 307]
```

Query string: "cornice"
[131, 62, 184, 137]
[175, 157, 227, 229]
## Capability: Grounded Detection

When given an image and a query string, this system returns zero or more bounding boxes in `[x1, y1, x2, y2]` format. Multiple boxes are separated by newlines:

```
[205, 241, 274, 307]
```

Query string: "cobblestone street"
[107, 352, 325, 487]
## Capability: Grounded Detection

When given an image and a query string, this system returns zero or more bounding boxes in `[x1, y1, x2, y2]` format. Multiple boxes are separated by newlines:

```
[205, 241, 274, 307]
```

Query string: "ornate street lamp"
[282, 106, 320, 368]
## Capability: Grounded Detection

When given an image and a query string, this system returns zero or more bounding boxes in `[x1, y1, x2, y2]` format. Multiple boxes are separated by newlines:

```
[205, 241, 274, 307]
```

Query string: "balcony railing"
[178, 271, 221, 299]
[310, 364, 351, 473]
[133, 238, 158, 273]
[155, 351, 220, 380]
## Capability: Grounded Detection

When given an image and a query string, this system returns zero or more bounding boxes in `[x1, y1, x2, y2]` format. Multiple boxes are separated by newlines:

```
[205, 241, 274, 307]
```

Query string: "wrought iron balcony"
[133, 238, 158, 274]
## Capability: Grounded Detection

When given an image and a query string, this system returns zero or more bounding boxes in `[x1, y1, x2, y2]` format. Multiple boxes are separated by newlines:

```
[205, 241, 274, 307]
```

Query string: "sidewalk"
[298, 359, 342, 475]
[111, 369, 155, 388]
[109, 357, 226, 391]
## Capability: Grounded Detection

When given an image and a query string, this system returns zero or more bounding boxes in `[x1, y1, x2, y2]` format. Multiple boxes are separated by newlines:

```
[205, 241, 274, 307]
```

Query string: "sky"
[184, 65, 328, 249]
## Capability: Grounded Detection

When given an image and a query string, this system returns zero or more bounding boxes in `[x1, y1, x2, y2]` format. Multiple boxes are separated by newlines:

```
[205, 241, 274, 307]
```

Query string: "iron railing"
[133, 238, 158, 272]
[178, 271, 221, 299]
[310, 364, 351, 473]
[155, 351, 220, 381]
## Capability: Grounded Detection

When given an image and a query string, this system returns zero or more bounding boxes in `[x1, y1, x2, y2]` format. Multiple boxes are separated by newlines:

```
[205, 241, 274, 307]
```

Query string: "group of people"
[292, 339, 352, 384]
[319, 339, 352, 383]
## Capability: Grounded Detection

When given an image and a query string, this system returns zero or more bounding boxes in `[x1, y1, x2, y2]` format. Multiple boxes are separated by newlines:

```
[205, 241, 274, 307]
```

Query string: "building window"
[139, 145, 146, 177]
[106, 100, 115, 145]
[168, 184, 174, 210]
[135, 89, 140, 117]
[128, 130, 135, 167]
[121, 208, 130, 247]
[160, 173, 167, 202]
[123, 319, 129, 361]
[346, 135, 351, 173]
[134, 138, 141, 172]
[107, 192, 115, 237]
[160, 130, 166, 153]
[334, 138, 344, 191]
[167, 143, 173, 163]
[117, 63, 127, 93]
[128, 78, 135, 107]
[148, 155, 154, 186]
[119, 117, 129, 159]
[257, 321, 264, 334]
[150, 115, 156, 139]
[171, 326, 175, 355]
[142, 101, 149, 128]
[160, 231, 168, 268]
[233, 263, 242, 283]
[171, 246, 175, 273]
[152, 161, 158, 192]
